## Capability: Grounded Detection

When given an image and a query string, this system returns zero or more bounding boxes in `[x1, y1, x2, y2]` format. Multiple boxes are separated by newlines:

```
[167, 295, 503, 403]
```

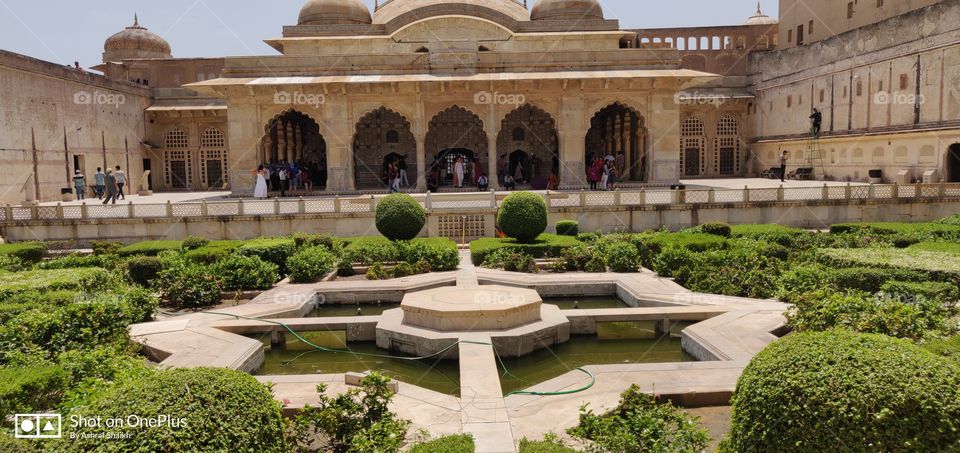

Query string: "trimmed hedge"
[555, 220, 580, 237]
[238, 238, 296, 273]
[687, 222, 732, 238]
[727, 330, 960, 452]
[286, 246, 337, 283]
[156, 258, 222, 309]
[880, 280, 959, 303]
[924, 335, 960, 364]
[126, 256, 163, 287]
[639, 232, 727, 255]
[0, 268, 113, 299]
[375, 193, 426, 241]
[56, 367, 288, 452]
[344, 237, 459, 271]
[730, 224, 806, 247]
[184, 240, 244, 264]
[0, 290, 78, 323]
[471, 234, 580, 265]
[821, 247, 960, 279]
[829, 222, 960, 241]
[409, 435, 476, 453]
[36, 253, 110, 270]
[343, 237, 401, 265]
[0, 242, 45, 264]
[498, 192, 548, 243]
[213, 254, 279, 290]
[0, 364, 67, 416]
[118, 240, 184, 257]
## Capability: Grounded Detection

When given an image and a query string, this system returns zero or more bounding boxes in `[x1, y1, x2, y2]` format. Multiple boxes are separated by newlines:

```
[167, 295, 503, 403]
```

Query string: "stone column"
[415, 134, 427, 191]
[324, 96, 353, 192]
[226, 102, 261, 197]
[559, 96, 586, 189]
[649, 88, 681, 184]
[285, 121, 294, 163]
[487, 132, 500, 190]
[276, 121, 286, 163]
[294, 124, 302, 161]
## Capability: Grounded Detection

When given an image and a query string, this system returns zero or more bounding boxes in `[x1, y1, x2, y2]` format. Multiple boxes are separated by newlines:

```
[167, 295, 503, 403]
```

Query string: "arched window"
[164, 128, 189, 148]
[163, 128, 191, 188]
[385, 130, 400, 144]
[512, 127, 525, 142]
[200, 127, 228, 188]
[200, 127, 225, 148]
[715, 114, 742, 175]
[680, 116, 705, 176]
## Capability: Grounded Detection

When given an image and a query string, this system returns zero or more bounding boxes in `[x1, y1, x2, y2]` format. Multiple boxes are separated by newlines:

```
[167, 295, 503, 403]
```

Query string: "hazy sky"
[0, 0, 778, 69]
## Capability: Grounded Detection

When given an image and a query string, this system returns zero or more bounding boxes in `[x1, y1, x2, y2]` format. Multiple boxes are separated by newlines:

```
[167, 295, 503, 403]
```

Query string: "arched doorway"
[262, 110, 326, 189]
[497, 104, 560, 187]
[584, 103, 648, 182]
[353, 107, 416, 191]
[425, 106, 486, 187]
[949, 144, 960, 183]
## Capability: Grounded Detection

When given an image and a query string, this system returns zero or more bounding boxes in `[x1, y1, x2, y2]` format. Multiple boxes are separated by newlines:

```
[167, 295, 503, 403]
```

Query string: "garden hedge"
[727, 330, 960, 452]
[555, 220, 579, 237]
[0, 242, 45, 264]
[183, 240, 244, 264]
[286, 246, 337, 283]
[117, 240, 184, 257]
[497, 191, 548, 243]
[0, 268, 113, 299]
[375, 193, 426, 241]
[126, 256, 163, 287]
[56, 367, 288, 452]
[471, 234, 580, 265]
[687, 222, 732, 237]
[638, 232, 727, 255]
[409, 435, 476, 453]
[213, 254, 279, 290]
[0, 364, 67, 416]
[238, 238, 296, 273]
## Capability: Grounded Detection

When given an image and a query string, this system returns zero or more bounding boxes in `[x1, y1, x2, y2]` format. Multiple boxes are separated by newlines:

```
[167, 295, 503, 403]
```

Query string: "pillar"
[285, 121, 294, 163]
[416, 134, 427, 191]
[487, 132, 500, 190]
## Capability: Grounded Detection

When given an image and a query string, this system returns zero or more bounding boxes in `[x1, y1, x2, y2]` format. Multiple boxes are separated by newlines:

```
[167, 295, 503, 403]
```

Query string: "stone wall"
[0, 50, 151, 205]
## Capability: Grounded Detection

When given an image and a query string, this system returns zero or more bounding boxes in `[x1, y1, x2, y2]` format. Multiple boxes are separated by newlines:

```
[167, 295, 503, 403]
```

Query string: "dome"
[298, 0, 372, 25]
[103, 15, 172, 62]
[744, 2, 777, 25]
[531, 0, 604, 21]
[373, 0, 530, 25]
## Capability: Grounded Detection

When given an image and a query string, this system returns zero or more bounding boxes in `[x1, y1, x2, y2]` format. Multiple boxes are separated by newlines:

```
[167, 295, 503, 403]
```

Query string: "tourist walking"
[279, 167, 289, 197]
[780, 151, 789, 182]
[94, 167, 105, 199]
[102, 169, 118, 205]
[514, 161, 525, 185]
[588, 157, 604, 190]
[398, 155, 409, 187]
[454, 157, 465, 188]
[114, 166, 127, 200]
[72, 170, 86, 200]
[600, 160, 611, 191]
[254, 165, 269, 199]
[387, 161, 400, 193]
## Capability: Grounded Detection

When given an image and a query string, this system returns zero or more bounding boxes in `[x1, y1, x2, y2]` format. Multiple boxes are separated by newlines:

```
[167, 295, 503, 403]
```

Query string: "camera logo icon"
[15, 414, 62, 439]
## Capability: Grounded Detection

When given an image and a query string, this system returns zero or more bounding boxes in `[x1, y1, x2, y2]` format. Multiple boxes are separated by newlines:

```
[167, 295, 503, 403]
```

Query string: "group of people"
[253, 160, 327, 199]
[426, 155, 489, 192]
[71, 166, 127, 204]
[586, 151, 625, 191]
[384, 155, 409, 193]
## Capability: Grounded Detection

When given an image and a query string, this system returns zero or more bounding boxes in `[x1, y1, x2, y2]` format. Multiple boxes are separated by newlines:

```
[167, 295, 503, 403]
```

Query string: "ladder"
[804, 128, 825, 179]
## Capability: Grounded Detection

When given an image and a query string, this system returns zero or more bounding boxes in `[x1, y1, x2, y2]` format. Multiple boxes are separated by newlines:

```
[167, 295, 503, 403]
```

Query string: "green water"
[307, 303, 397, 317]
[498, 335, 693, 395]
[543, 296, 628, 310]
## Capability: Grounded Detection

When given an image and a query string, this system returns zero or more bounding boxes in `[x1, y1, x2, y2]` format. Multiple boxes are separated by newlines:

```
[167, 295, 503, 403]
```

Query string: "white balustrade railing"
[3, 183, 960, 223]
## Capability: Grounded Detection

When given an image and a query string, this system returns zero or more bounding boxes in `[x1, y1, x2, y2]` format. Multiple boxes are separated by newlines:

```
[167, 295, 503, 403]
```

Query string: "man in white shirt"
[114, 166, 127, 200]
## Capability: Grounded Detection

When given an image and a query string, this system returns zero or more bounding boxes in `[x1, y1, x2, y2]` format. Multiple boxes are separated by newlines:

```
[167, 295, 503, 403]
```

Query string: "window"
[787, 95, 793, 108]
[848, 2, 855, 19]
[797, 25, 804, 46]
[856, 81, 863, 97]
[680, 116, 705, 176]
[820, 89, 825, 103]
[164, 128, 189, 148]
[877, 0, 884, 7]
[900, 74, 909, 90]
[809, 20, 814, 35]
[385, 130, 400, 144]
[200, 128, 225, 148]
[787, 29, 793, 43]
[879, 81, 884, 92]
[512, 127, 525, 142]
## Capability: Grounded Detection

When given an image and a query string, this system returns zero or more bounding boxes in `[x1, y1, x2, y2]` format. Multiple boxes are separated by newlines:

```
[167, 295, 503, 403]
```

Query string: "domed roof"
[531, 0, 604, 21]
[744, 2, 777, 25]
[298, 0, 372, 25]
[103, 15, 172, 61]
[373, 0, 530, 25]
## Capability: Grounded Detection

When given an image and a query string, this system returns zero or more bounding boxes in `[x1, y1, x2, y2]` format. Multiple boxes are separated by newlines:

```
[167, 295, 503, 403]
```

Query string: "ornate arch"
[425, 105, 487, 187]
[262, 109, 327, 189]
[353, 106, 417, 191]
[584, 102, 648, 182]
[496, 104, 560, 185]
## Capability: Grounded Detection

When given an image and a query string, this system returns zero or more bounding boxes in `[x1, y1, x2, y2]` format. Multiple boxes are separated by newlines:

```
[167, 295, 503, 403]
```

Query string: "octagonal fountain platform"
[376, 285, 570, 358]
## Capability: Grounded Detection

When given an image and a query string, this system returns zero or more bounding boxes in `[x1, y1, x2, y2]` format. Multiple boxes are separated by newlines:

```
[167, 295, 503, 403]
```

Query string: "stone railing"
[2, 183, 959, 223]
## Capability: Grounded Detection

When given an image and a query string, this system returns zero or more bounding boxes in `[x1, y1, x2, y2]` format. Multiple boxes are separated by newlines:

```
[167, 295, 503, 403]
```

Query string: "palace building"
[1, 0, 958, 204]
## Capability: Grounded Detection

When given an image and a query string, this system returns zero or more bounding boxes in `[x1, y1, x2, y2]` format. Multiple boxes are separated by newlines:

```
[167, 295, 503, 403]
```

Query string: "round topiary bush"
[56, 367, 287, 452]
[497, 192, 547, 243]
[726, 329, 960, 452]
[555, 220, 580, 237]
[376, 193, 426, 241]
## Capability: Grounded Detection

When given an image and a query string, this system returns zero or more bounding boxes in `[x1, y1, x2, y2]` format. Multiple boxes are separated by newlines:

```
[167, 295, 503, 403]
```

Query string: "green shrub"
[181, 235, 211, 250]
[640, 232, 727, 255]
[0, 431, 36, 452]
[470, 234, 579, 265]
[518, 434, 580, 453]
[293, 233, 339, 251]
[482, 249, 538, 273]
[287, 246, 336, 284]
[498, 191, 548, 243]
[689, 221, 732, 237]
[576, 232, 600, 243]
[126, 256, 163, 287]
[213, 254, 279, 290]
[821, 247, 960, 279]
[923, 335, 960, 364]
[36, 253, 110, 270]
[344, 237, 401, 265]
[238, 237, 296, 273]
[908, 240, 960, 255]
[555, 220, 580, 237]
[156, 258, 222, 309]
[117, 240, 184, 257]
[392, 262, 417, 278]
[829, 222, 960, 242]
[683, 247, 785, 299]
[652, 245, 697, 278]
[827, 266, 924, 293]
[880, 280, 959, 303]
[375, 193, 426, 241]
[0, 364, 67, 416]
[937, 213, 960, 226]
[774, 264, 832, 303]
[398, 238, 459, 272]
[560, 244, 597, 272]
[293, 372, 409, 453]
[787, 290, 959, 340]
[0, 242, 45, 264]
[0, 255, 22, 272]
[584, 255, 607, 273]
[184, 240, 244, 264]
[90, 240, 123, 256]
[0, 290, 78, 323]
[0, 268, 113, 299]
[730, 224, 806, 247]
[337, 259, 355, 277]
[727, 330, 960, 452]
[568, 384, 709, 453]
[606, 241, 640, 273]
[366, 263, 391, 281]
[410, 435, 476, 453]
[56, 367, 287, 452]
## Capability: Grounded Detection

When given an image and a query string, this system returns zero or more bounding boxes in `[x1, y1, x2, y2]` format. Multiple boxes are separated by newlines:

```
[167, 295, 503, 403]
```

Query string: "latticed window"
[714, 114, 741, 175]
[200, 128, 228, 188]
[200, 128, 225, 148]
[680, 116, 705, 176]
[681, 116, 705, 137]
[164, 128, 189, 148]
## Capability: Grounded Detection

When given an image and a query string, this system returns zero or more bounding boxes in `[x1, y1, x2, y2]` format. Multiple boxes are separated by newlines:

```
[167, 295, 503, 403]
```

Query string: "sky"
[0, 0, 778, 69]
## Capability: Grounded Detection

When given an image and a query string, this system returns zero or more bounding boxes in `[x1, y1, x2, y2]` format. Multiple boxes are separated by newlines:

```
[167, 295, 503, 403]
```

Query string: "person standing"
[102, 169, 118, 205]
[72, 170, 86, 200]
[780, 151, 789, 182]
[94, 167, 106, 200]
[114, 166, 127, 200]
[615, 151, 626, 181]
[387, 161, 400, 193]
[278, 167, 289, 197]
[398, 155, 409, 187]
[810, 109, 822, 136]
[454, 157, 465, 188]
[254, 165, 269, 199]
